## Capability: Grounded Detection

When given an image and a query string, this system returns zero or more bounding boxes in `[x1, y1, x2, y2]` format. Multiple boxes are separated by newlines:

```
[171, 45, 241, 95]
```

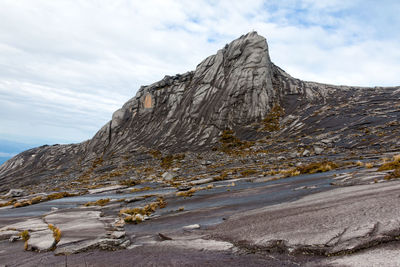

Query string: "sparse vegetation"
[213, 171, 229, 181]
[365, 162, 374, 169]
[48, 224, 62, 243]
[281, 161, 339, 177]
[120, 197, 167, 224]
[131, 186, 152, 193]
[13, 200, 31, 208]
[19, 230, 30, 250]
[45, 192, 76, 201]
[149, 150, 162, 159]
[160, 154, 185, 169]
[384, 168, 400, 180]
[218, 129, 253, 154]
[262, 103, 284, 131]
[0, 199, 16, 207]
[378, 155, 400, 171]
[176, 188, 197, 197]
[120, 179, 138, 187]
[84, 198, 110, 207]
[240, 169, 258, 176]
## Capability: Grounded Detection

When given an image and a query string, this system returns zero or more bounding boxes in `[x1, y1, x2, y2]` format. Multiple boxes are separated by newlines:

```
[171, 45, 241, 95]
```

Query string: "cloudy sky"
[0, 0, 399, 160]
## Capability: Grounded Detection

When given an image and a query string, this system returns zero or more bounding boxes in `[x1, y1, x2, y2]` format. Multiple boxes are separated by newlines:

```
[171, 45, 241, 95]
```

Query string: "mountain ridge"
[0, 31, 399, 193]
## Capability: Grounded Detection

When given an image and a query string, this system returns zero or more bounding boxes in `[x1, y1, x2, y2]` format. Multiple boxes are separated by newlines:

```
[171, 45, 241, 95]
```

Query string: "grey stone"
[0, 230, 19, 240]
[5, 189, 24, 197]
[111, 231, 125, 239]
[314, 146, 324, 155]
[124, 196, 145, 203]
[302, 150, 310, 157]
[26, 229, 56, 252]
[190, 178, 213, 185]
[9, 235, 20, 242]
[183, 224, 200, 230]
[162, 172, 175, 181]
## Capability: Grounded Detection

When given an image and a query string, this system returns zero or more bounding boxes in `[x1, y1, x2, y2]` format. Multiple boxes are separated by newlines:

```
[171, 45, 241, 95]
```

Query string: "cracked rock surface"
[211, 181, 400, 256]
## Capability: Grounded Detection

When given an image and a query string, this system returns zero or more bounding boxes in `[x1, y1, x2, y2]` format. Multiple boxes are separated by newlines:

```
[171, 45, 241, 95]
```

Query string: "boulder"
[5, 189, 24, 198]
[0, 230, 19, 241]
[26, 229, 56, 252]
[183, 224, 200, 230]
[162, 172, 175, 181]
[314, 146, 324, 155]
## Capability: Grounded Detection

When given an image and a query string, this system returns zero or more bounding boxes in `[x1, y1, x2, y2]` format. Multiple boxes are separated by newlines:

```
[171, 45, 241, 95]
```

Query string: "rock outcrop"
[0, 31, 399, 192]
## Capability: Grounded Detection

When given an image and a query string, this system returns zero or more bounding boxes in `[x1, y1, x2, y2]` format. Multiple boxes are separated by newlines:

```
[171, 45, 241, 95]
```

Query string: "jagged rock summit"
[0, 31, 399, 192]
[95, 31, 319, 151]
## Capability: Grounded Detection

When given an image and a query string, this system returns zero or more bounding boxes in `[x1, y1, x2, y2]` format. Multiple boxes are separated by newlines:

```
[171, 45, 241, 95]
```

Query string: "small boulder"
[5, 189, 24, 198]
[162, 172, 175, 181]
[124, 196, 145, 203]
[26, 229, 56, 252]
[0, 230, 19, 241]
[111, 231, 125, 239]
[183, 224, 200, 230]
[9, 235, 20, 242]
[314, 146, 324, 155]
[302, 150, 310, 157]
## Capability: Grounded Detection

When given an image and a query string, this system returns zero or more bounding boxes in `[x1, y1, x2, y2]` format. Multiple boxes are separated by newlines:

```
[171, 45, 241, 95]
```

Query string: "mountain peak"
[1, 33, 399, 193]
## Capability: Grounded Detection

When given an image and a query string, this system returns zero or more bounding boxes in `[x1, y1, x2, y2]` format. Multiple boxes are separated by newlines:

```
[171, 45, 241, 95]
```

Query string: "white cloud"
[0, 0, 399, 145]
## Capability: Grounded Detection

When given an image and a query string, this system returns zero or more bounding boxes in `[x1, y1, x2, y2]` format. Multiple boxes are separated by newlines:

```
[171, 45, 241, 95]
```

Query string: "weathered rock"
[162, 172, 175, 181]
[0, 230, 19, 240]
[124, 196, 145, 203]
[183, 224, 200, 230]
[5, 189, 24, 197]
[26, 229, 55, 252]
[9, 235, 20, 242]
[0, 31, 399, 195]
[88, 185, 127, 194]
[110, 231, 125, 239]
[190, 178, 214, 185]
[0, 218, 48, 232]
[302, 150, 310, 157]
[45, 210, 107, 250]
[212, 181, 400, 256]
[314, 146, 324, 155]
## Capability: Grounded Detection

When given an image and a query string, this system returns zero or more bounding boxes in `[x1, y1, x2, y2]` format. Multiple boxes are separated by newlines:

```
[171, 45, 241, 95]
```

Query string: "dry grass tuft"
[384, 168, 400, 180]
[176, 188, 197, 197]
[48, 224, 62, 243]
[240, 169, 258, 176]
[378, 155, 400, 171]
[84, 198, 110, 207]
[0, 199, 15, 207]
[120, 197, 167, 224]
[218, 129, 253, 154]
[262, 104, 284, 131]
[365, 162, 374, 169]
[281, 161, 339, 177]
[45, 192, 76, 201]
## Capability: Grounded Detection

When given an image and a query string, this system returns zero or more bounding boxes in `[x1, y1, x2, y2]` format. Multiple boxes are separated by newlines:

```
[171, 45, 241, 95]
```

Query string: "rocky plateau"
[0, 32, 400, 266]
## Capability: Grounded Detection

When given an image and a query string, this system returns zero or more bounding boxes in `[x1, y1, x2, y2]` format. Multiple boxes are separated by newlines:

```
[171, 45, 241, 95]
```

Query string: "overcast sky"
[0, 0, 399, 151]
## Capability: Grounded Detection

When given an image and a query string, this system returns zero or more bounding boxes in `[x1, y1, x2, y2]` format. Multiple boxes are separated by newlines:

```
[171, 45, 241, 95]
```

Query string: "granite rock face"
[0, 31, 399, 192]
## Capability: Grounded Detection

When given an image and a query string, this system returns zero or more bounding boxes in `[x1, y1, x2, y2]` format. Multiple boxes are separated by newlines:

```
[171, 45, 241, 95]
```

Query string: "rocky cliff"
[0, 32, 399, 192]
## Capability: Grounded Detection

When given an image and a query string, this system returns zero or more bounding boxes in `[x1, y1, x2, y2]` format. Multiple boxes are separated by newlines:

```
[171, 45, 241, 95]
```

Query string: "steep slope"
[0, 31, 399, 193]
